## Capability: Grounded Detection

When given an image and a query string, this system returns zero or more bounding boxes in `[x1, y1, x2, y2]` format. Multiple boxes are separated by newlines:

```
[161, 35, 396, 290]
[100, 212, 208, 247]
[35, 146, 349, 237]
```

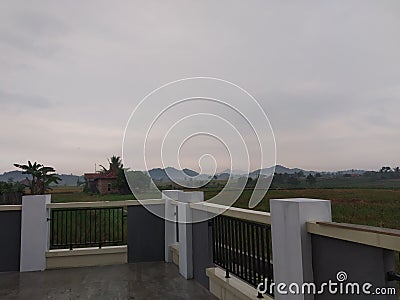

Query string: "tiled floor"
[0, 262, 218, 299]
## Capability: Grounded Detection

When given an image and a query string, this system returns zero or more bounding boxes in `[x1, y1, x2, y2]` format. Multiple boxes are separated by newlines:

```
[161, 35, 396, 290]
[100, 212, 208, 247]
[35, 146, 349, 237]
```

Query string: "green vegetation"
[125, 171, 151, 193]
[14, 161, 61, 195]
[51, 186, 400, 230]
[50, 208, 126, 249]
[267, 170, 400, 190]
[52, 190, 134, 202]
[85, 155, 151, 194]
[0, 179, 25, 204]
[216, 188, 400, 230]
[0, 179, 24, 195]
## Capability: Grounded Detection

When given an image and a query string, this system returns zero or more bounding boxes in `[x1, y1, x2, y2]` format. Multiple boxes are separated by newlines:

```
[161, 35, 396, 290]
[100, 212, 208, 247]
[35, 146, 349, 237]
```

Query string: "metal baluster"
[99, 209, 102, 248]
[68, 210, 72, 250]
[212, 217, 216, 264]
[218, 216, 223, 266]
[218, 217, 222, 267]
[121, 208, 124, 244]
[243, 222, 250, 281]
[56, 210, 60, 247]
[239, 220, 244, 279]
[229, 218, 234, 275]
[74, 210, 77, 249]
[266, 226, 272, 295]
[250, 223, 256, 286]
[224, 217, 230, 278]
[256, 225, 263, 298]
[108, 208, 111, 246]
[260, 226, 267, 297]
[81, 210, 84, 246]
[175, 206, 179, 243]
[94, 209, 97, 247]
[64, 210, 67, 248]
[234, 218, 239, 274]
[89, 209, 92, 245]
[237, 220, 242, 278]
[111, 208, 113, 245]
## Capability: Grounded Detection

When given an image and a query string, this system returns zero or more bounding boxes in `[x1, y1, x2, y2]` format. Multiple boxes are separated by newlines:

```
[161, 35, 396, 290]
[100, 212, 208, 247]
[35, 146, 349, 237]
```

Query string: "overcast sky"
[1, 1, 399, 175]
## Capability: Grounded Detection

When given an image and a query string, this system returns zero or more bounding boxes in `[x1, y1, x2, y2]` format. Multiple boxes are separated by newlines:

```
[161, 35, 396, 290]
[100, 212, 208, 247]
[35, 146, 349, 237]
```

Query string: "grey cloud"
[14, 11, 68, 37]
[0, 9, 68, 56]
[0, 90, 52, 109]
[0, 1, 399, 173]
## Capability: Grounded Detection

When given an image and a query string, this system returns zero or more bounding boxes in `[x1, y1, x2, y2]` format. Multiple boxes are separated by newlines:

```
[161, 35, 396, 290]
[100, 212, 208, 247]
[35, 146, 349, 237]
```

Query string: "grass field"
[221, 189, 400, 230]
[50, 187, 400, 230]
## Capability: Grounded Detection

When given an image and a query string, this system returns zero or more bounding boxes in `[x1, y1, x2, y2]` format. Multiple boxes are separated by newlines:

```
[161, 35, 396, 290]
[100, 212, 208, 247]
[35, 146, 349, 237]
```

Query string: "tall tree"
[380, 166, 392, 173]
[99, 155, 133, 194]
[14, 161, 61, 194]
[100, 155, 123, 172]
[306, 174, 317, 185]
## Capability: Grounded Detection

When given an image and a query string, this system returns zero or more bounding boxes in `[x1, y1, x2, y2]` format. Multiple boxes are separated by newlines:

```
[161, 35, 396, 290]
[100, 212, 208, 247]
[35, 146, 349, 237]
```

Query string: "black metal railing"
[49, 207, 127, 250]
[175, 205, 179, 243]
[212, 215, 273, 298]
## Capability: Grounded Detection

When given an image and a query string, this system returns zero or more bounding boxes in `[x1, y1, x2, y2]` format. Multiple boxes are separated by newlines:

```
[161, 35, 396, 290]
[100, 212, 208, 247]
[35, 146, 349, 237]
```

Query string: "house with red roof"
[84, 169, 118, 194]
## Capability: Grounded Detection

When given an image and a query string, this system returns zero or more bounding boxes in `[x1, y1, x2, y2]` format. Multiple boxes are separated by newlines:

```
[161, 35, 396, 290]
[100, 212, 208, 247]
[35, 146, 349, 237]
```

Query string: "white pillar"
[270, 198, 331, 300]
[178, 191, 203, 279]
[163, 190, 180, 262]
[20, 195, 51, 272]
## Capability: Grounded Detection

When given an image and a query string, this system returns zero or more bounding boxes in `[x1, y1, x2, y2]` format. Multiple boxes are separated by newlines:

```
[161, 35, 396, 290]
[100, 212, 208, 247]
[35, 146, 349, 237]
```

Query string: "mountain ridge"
[0, 165, 369, 185]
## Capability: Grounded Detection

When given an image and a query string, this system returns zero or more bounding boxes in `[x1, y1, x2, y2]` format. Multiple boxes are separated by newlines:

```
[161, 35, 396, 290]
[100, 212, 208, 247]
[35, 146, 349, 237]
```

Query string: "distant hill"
[248, 165, 367, 178]
[219, 169, 247, 176]
[1, 165, 369, 187]
[148, 167, 211, 182]
[215, 173, 230, 180]
[336, 169, 366, 175]
[147, 165, 326, 182]
[0, 171, 84, 186]
[182, 168, 199, 177]
[248, 165, 310, 178]
[147, 165, 370, 182]
[0, 171, 27, 182]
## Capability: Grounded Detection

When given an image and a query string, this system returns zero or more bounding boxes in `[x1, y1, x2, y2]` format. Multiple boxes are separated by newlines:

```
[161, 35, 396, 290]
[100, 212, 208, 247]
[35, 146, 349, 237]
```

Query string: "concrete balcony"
[0, 262, 217, 299]
[1, 192, 399, 299]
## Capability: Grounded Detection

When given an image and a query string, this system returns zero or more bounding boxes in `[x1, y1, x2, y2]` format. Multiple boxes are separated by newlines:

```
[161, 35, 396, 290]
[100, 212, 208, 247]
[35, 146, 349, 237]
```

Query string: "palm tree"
[380, 166, 392, 173]
[100, 155, 123, 172]
[14, 161, 61, 194]
[98, 156, 130, 194]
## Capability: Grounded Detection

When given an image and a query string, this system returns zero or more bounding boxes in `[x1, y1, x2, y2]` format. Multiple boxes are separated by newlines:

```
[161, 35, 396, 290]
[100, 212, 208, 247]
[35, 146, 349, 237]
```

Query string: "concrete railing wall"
[311, 235, 397, 300]
[192, 209, 214, 289]
[0, 207, 21, 272]
[127, 203, 165, 263]
[1, 192, 399, 300]
[190, 197, 400, 300]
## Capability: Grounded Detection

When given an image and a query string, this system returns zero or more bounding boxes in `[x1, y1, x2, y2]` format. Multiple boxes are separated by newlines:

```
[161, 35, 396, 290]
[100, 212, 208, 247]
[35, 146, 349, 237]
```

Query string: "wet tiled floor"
[0, 262, 217, 299]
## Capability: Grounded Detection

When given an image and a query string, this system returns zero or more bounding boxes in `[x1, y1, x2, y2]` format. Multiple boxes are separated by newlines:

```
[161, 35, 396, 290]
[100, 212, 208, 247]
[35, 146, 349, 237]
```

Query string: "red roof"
[84, 169, 118, 180]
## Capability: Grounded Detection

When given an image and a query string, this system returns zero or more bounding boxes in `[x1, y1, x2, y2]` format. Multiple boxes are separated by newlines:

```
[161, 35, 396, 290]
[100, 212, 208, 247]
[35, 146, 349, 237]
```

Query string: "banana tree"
[14, 161, 61, 194]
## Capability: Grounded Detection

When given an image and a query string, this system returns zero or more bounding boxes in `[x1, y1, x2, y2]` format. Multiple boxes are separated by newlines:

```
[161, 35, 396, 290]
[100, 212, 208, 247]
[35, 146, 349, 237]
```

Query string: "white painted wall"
[178, 191, 204, 279]
[270, 198, 331, 300]
[20, 195, 51, 272]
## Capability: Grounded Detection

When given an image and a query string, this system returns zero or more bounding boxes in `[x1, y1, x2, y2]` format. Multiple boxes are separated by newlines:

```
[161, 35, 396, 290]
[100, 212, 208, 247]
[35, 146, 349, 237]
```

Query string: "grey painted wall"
[192, 215, 214, 289]
[127, 205, 165, 263]
[312, 235, 397, 300]
[0, 211, 21, 272]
